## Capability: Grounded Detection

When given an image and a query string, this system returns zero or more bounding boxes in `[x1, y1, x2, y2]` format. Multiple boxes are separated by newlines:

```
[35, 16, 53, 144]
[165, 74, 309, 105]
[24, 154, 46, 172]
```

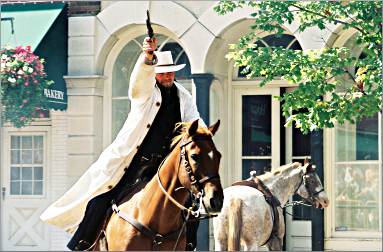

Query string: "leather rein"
[112, 134, 220, 250]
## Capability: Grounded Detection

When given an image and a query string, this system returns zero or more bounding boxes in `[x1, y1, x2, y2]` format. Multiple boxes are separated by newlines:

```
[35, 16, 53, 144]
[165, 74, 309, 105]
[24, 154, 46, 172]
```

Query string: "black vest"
[126, 83, 181, 180]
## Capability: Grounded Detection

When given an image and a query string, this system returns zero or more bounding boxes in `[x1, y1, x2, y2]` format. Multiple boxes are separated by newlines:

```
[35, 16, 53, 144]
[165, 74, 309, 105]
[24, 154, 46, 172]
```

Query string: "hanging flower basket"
[0, 45, 53, 128]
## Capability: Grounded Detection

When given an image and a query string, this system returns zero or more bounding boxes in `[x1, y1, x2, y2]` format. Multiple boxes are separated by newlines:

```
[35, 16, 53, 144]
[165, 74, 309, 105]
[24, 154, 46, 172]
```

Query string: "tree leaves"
[215, 0, 382, 133]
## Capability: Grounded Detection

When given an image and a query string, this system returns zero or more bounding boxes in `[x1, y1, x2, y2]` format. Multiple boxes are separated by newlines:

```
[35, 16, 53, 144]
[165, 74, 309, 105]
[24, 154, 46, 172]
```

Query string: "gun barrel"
[146, 10, 154, 39]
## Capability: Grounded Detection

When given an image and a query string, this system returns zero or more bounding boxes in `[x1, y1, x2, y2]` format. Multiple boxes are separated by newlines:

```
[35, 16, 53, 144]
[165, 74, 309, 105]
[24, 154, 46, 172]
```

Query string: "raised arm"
[128, 37, 158, 103]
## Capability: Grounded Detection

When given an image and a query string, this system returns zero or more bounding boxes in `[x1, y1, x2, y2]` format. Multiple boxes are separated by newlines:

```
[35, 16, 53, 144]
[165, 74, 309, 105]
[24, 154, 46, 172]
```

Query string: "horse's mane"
[171, 122, 212, 148]
[258, 162, 302, 180]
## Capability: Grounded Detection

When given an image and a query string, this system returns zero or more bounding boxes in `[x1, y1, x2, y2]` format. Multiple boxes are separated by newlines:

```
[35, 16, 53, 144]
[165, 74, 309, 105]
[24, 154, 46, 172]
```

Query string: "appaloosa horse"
[213, 161, 329, 251]
[97, 119, 224, 250]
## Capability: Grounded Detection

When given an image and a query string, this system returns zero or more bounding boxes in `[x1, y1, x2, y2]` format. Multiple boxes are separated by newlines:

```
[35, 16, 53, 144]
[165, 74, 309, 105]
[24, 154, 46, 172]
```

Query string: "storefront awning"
[1, 3, 64, 51]
[1, 3, 67, 110]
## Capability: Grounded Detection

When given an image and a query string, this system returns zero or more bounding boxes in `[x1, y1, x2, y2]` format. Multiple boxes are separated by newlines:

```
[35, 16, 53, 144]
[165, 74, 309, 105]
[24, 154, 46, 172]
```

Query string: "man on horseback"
[40, 37, 204, 251]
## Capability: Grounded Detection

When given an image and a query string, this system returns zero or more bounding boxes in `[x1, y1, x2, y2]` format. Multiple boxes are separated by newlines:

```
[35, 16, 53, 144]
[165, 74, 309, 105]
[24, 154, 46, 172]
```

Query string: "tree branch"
[290, 3, 366, 35]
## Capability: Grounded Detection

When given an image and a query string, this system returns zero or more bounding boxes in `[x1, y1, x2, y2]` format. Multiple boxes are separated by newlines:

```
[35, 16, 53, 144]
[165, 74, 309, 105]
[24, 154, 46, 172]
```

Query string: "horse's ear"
[208, 119, 220, 136]
[303, 162, 315, 174]
[188, 119, 199, 136]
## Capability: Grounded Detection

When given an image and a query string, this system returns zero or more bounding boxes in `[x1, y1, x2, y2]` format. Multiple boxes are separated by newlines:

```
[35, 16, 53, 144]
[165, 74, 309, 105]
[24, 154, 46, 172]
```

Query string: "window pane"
[34, 181, 43, 195]
[11, 150, 20, 164]
[34, 167, 43, 180]
[22, 167, 33, 180]
[292, 121, 311, 156]
[242, 95, 271, 156]
[335, 163, 379, 231]
[21, 181, 33, 195]
[356, 114, 378, 160]
[21, 150, 33, 164]
[21, 136, 32, 149]
[11, 167, 20, 180]
[10, 181, 20, 195]
[112, 40, 141, 97]
[336, 114, 379, 161]
[33, 150, 43, 164]
[34, 136, 43, 149]
[11, 136, 20, 149]
[242, 159, 271, 179]
[112, 99, 131, 140]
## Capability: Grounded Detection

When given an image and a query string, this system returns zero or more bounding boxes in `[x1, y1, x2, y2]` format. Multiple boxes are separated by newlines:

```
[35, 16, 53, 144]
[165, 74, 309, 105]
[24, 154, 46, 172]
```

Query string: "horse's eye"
[190, 154, 200, 161]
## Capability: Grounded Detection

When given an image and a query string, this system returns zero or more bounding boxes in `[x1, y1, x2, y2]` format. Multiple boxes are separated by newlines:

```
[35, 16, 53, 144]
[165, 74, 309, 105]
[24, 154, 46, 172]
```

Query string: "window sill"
[325, 237, 382, 251]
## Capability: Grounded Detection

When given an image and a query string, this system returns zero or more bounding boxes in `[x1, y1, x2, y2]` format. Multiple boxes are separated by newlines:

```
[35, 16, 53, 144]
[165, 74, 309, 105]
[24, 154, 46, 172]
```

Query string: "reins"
[111, 133, 220, 250]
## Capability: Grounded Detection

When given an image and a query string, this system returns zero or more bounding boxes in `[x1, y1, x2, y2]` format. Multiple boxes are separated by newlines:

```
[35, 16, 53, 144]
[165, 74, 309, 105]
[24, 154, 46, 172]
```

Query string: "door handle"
[1, 187, 5, 200]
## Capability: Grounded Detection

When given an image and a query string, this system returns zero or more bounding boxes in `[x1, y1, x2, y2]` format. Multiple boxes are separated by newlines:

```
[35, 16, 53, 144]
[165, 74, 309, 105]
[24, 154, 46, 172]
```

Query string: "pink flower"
[24, 82, 29, 86]
[23, 99, 28, 104]
[39, 113, 45, 118]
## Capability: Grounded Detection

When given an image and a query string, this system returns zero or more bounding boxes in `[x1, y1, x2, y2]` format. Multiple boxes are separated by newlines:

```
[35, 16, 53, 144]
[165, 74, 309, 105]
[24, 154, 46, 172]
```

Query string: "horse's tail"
[228, 198, 242, 251]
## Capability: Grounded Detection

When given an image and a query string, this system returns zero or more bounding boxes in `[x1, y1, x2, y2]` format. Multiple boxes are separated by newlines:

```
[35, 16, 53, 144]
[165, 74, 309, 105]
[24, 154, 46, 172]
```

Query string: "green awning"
[1, 3, 67, 110]
[1, 3, 64, 50]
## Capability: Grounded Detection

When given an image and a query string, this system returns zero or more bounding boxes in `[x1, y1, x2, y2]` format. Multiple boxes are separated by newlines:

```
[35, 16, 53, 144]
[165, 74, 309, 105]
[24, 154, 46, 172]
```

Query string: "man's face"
[155, 72, 175, 88]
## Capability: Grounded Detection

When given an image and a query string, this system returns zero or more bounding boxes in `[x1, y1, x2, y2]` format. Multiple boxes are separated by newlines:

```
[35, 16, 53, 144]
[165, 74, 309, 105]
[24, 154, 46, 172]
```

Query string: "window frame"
[325, 114, 382, 239]
[2, 126, 49, 200]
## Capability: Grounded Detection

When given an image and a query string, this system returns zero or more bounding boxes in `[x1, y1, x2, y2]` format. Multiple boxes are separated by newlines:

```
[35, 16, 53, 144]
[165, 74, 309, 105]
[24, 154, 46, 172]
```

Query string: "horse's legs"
[243, 242, 259, 251]
[213, 217, 228, 251]
[214, 238, 227, 251]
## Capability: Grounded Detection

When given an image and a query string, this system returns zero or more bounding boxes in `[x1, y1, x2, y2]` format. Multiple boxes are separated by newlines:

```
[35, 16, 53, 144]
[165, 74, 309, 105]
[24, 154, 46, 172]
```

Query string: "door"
[233, 87, 280, 180]
[1, 130, 50, 250]
[284, 105, 313, 251]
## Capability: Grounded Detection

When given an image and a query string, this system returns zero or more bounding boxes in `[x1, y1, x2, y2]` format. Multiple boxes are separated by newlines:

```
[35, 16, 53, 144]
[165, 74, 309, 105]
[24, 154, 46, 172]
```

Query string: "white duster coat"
[40, 53, 204, 233]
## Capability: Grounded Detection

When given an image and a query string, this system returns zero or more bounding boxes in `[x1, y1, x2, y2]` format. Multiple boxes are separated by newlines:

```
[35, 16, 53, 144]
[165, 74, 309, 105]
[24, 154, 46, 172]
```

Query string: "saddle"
[232, 177, 281, 247]
[93, 179, 149, 250]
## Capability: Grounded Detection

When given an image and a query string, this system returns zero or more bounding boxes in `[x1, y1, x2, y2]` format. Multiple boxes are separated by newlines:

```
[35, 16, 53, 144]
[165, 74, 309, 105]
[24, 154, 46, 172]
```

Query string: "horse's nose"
[323, 198, 329, 208]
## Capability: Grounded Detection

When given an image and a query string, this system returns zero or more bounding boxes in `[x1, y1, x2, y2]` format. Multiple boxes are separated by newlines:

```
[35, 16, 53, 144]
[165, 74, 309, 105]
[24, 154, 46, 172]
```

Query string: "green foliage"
[215, 0, 382, 133]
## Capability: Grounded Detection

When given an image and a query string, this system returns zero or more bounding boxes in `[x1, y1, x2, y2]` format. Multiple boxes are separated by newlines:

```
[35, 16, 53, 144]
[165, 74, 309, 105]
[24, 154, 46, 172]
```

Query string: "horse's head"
[176, 119, 224, 215]
[296, 160, 329, 209]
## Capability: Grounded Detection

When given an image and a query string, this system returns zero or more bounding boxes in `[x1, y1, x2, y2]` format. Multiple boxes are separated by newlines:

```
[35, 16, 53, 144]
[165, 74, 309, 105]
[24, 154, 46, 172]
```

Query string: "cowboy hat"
[154, 51, 185, 73]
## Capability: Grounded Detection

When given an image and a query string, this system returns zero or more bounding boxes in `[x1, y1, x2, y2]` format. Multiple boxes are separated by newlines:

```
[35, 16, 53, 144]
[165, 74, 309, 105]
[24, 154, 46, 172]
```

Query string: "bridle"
[292, 167, 325, 205]
[111, 134, 221, 250]
[157, 134, 220, 217]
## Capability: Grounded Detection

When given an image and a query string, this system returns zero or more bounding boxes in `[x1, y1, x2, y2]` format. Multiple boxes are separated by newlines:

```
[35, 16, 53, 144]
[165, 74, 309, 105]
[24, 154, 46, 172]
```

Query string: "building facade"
[0, 1, 381, 250]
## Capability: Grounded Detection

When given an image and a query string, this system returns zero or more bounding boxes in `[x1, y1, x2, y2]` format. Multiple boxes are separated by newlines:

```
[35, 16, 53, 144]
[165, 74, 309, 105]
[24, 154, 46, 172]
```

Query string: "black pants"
[67, 157, 199, 251]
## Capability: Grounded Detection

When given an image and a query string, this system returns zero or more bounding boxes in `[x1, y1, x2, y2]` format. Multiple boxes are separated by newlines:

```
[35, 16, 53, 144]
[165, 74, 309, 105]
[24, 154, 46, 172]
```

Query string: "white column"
[49, 110, 71, 250]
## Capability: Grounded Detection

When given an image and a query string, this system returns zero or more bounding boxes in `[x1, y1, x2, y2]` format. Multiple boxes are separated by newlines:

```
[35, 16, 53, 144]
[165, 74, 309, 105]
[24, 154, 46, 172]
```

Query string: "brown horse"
[97, 119, 224, 250]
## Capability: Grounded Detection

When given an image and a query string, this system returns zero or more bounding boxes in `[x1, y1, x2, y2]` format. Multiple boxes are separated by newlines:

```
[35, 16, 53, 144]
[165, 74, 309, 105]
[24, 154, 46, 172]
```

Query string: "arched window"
[111, 34, 191, 139]
[237, 34, 302, 78]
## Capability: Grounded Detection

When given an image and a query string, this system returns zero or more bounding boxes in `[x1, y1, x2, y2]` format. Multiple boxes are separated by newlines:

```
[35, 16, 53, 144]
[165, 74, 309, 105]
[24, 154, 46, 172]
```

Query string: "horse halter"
[179, 135, 220, 196]
[295, 168, 325, 204]
[157, 134, 220, 217]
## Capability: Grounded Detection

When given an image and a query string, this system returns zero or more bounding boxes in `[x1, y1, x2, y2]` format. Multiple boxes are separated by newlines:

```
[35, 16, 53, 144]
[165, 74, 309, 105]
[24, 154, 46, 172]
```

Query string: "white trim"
[324, 238, 382, 251]
[242, 156, 272, 159]
[1, 125, 51, 250]
[324, 115, 382, 242]
[233, 86, 280, 181]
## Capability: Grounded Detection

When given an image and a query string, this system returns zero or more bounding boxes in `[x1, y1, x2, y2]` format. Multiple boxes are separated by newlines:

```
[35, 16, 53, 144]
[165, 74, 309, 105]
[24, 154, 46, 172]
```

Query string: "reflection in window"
[242, 95, 271, 156]
[111, 34, 191, 139]
[10, 136, 44, 195]
[334, 113, 380, 232]
[242, 159, 271, 179]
